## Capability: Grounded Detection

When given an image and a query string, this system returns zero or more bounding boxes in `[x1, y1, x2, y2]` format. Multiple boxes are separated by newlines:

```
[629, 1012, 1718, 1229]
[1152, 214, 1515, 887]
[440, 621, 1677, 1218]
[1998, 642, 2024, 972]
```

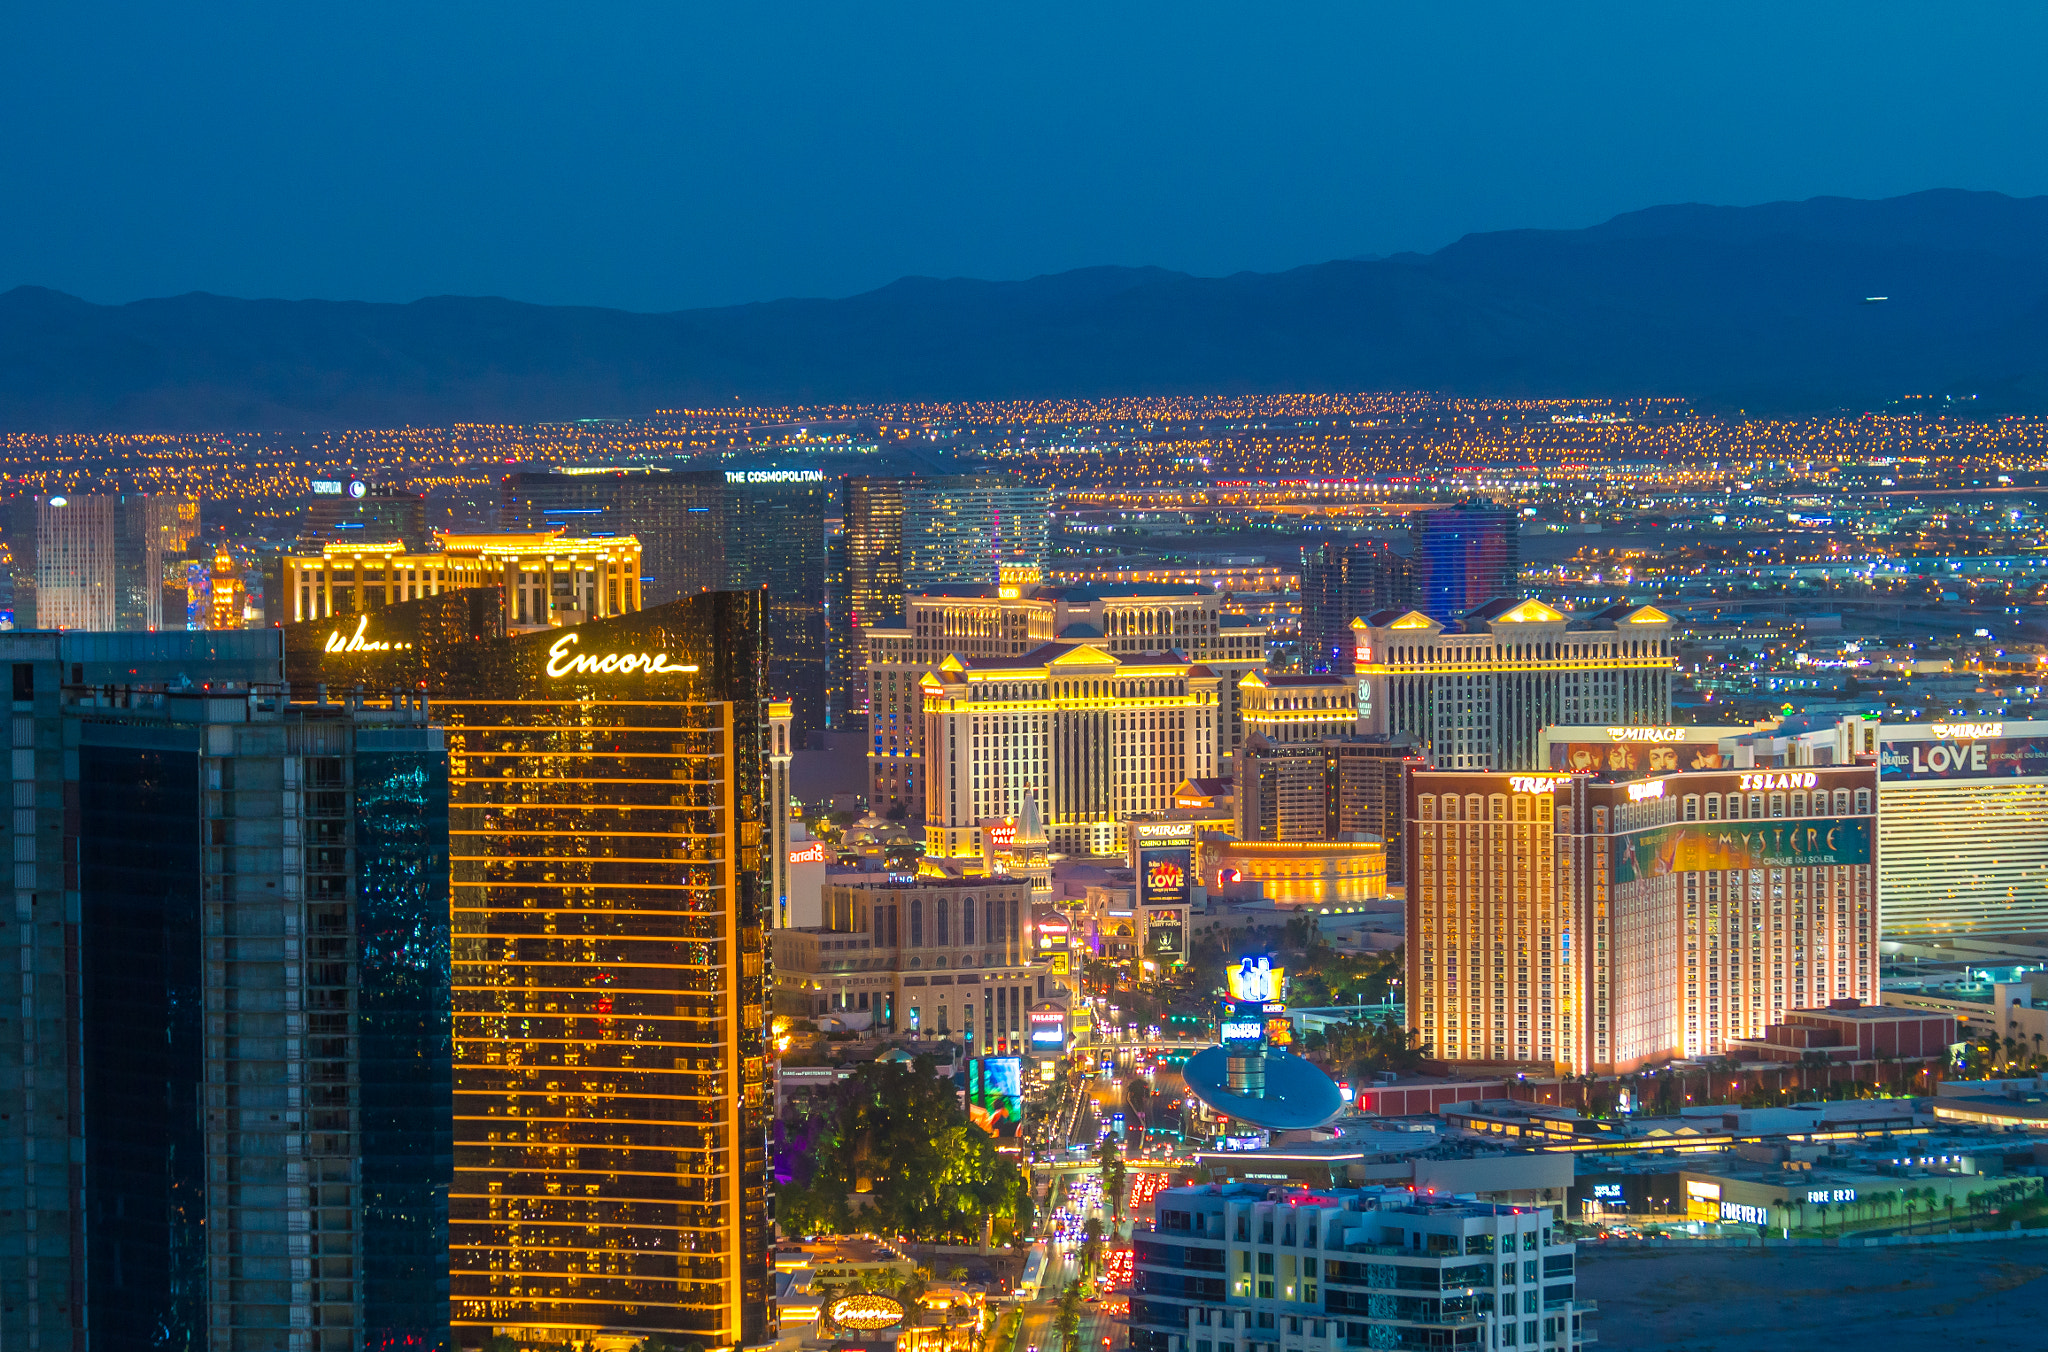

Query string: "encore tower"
[288, 590, 772, 1350]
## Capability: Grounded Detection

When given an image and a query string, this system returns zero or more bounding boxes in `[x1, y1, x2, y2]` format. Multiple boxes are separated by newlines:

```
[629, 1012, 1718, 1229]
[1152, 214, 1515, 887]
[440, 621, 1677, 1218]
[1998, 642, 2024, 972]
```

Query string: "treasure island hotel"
[286, 535, 771, 1351]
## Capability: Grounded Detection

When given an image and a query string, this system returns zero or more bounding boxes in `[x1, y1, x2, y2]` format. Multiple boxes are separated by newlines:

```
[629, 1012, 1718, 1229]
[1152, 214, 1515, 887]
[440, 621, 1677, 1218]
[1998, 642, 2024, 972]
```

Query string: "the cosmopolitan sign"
[725, 470, 825, 484]
[545, 632, 698, 678]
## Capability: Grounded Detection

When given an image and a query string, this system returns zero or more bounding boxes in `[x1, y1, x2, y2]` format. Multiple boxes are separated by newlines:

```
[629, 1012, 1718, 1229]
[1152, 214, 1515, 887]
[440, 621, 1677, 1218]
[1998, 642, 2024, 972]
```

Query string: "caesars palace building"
[286, 585, 772, 1351]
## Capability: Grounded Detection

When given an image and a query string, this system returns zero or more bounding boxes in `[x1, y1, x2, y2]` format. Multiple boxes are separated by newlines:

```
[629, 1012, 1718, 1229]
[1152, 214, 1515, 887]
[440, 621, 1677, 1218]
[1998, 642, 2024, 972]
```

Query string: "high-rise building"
[1410, 500, 1519, 619]
[832, 477, 908, 728]
[1354, 600, 1673, 770]
[1406, 763, 1877, 1073]
[830, 473, 1052, 730]
[863, 570, 1266, 816]
[920, 643, 1224, 860]
[769, 877, 1041, 1046]
[280, 532, 643, 631]
[723, 470, 830, 740]
[1234, 733, 1418, 881]
[1131, 1185, 1585, 1352]
[302, 480, 432, 551]
[900, 473, 1050, 592]
[1297, 540, 1411, 673]
[284, 590, 773, 1350]
[1875, 718, 2048, 936]
[115, 492, 201, 630]
[499, 467, 727, 605]
[0, 628, 452, 1352]
[33, 494, 117, 631]
[1237, 671, 1361, 744]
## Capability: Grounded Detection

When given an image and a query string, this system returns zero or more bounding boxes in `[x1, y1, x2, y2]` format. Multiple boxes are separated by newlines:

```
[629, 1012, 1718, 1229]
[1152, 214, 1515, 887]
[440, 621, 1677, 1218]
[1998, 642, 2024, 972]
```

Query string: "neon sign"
[1931, 722, 2002, 740]
[1509, 776, 1568, 794]
[1605, 726, 1685, 742]
[545, 632, 698, 678]
[1738, 772, 1816, 790]
[787, 841, 832, 866]
[1626, 780, 1666, 802]
[725, 469, 825, 484]
[323, 615, 412, 653]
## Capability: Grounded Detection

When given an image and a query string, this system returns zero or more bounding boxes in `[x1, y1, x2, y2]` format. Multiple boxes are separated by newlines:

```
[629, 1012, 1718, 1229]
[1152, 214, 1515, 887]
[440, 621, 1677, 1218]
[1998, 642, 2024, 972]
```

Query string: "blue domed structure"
[1183, 1044, 1344, 1131]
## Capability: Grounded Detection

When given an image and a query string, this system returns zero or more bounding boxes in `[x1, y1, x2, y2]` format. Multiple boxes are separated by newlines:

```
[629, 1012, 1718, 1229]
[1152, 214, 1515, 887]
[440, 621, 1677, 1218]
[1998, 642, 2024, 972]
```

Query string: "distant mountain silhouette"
[5, 189, 2048, 431]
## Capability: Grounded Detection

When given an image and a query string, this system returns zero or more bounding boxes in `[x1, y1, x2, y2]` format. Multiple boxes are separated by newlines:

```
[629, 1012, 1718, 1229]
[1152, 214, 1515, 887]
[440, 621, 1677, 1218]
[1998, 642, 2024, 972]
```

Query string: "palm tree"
[1944, 1195, 1957, 1229]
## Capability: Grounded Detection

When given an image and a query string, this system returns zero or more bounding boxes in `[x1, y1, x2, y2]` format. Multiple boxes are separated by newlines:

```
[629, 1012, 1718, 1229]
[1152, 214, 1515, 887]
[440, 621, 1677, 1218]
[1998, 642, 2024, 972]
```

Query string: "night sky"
[5, 2, 2044, 312]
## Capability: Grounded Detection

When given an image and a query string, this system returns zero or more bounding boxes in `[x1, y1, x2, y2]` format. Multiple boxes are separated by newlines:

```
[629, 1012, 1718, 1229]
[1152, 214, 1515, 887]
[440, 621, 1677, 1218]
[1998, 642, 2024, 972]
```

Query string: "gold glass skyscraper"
[286, 590, 771, 1350]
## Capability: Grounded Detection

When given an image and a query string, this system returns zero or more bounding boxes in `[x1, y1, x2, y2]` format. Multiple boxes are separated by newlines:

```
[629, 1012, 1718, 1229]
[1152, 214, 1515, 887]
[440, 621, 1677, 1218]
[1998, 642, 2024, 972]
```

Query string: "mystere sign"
[1879, 729, 2048, 781]
[1613, 819, 1871, 884]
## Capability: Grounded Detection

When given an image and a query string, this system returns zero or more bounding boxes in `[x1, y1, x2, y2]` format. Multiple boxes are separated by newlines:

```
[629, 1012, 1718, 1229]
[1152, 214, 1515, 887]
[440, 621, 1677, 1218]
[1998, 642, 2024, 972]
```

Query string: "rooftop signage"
[1508, 775, 1570, 794]
[1606, 726, 1687, 742]
[544, 632, 698, 679]
[725, 469, 825, 484]
[323, 614, 413, 654]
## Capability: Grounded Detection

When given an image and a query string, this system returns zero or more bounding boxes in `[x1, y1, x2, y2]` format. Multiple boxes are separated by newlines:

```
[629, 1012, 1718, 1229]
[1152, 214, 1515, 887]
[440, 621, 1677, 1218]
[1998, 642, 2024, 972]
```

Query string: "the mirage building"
[287, 588, 773, 1351]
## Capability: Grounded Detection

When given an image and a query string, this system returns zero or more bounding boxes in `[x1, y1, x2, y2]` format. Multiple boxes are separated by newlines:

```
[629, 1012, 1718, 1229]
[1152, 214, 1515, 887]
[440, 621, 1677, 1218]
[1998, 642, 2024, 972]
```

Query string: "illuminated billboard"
[1146, 916, 1185, 960]
[1549, 740, 1724, 774]
[1878, 729, 2048, 782]
[1029, 1009, 1067, 1051]
[968, 1057, 1024, 1139]
[1138, 846, 1192, 907]
[1612, 819, 1871, 885]
[1226, 955, 1285, 1003]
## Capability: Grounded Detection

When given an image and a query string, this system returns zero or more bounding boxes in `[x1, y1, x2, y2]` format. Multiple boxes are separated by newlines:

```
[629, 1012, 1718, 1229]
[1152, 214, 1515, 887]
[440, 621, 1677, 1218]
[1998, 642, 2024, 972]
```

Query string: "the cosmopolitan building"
[286, 590, 773, 1350]
[1354, 600, 1673, 771]
[1131, 1184, 1586, 1352]
[1407, 763, 1877, 1073]
[920, 644, 1224, 860]
[1410, 500, 1519, 619]
[1875, 719, 2048, 936]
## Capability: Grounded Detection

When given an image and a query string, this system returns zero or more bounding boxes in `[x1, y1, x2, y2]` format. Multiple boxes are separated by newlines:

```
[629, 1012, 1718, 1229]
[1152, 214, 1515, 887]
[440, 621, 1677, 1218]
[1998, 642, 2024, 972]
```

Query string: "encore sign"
[545, 632, 698, 678]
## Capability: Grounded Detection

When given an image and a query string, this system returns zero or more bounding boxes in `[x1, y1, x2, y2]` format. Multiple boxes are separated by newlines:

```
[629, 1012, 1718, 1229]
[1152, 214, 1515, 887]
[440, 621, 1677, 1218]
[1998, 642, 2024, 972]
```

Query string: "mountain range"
[5, 189, 2048, 431]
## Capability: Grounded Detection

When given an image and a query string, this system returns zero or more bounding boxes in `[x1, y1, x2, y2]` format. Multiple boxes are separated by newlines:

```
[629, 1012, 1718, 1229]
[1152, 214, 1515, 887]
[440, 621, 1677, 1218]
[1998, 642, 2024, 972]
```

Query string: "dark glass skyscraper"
[1, 627, 453, 1352]
[1298, 539, 1412, 672]
[499, 468, 728, 605]
[1410, 500, 1520, 620]
[723, 471, 829, 739]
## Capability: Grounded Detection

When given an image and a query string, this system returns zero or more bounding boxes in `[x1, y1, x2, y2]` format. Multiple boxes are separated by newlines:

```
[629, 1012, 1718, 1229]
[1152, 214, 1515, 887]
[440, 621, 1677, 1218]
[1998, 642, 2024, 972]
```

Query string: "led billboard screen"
[1138, 847, 1192, 907]
[1879, 732, 2048, 782]
[968, 1057, 1024, 1139]
[1612, 819, 1871, 885]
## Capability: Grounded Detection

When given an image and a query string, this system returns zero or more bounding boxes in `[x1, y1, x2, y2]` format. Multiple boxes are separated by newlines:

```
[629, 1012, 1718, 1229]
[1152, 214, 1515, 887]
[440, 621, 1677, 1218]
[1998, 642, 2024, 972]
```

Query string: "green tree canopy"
[777, 1057, 1035, 1244]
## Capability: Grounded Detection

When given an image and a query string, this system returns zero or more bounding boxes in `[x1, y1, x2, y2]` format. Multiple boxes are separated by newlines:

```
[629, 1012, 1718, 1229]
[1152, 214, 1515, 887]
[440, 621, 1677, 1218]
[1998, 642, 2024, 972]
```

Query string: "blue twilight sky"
[4, 2, 2046, 313]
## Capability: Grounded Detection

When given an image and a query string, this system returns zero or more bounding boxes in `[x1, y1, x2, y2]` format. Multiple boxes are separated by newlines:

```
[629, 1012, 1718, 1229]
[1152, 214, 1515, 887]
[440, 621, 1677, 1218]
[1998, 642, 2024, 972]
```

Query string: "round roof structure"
[1183, 1045, 1345, 1131]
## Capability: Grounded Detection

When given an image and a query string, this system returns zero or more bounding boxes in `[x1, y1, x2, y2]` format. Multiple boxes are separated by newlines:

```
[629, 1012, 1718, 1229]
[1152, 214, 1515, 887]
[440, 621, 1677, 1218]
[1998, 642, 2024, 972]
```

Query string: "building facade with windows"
[1298, 540, 1411, 675]
[920, 645, 1224, 861]
[769, 877, 1045, 1049]
[1131, 1184, 1586, 1352]
[498, 466, 728, 605]
[863, 570, 1266, 817]
[1409, 501, 1519, 620]
[1355, 601, 1673, 771]
[281, 532, 644, 632]
[1406, 764, 1877, 1074]
[1234, 734, 1418, 882]
[1874, 718, 2048, 936]
[284, 591, 774, 1351]
[0, 629, 452, 1352]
